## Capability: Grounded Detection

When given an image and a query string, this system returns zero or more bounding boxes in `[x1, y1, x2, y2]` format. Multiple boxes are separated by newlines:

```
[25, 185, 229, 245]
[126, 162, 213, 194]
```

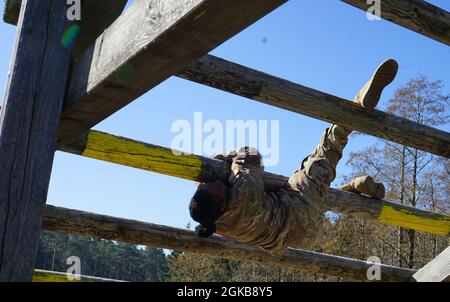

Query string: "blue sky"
[0, 1, 449, 231]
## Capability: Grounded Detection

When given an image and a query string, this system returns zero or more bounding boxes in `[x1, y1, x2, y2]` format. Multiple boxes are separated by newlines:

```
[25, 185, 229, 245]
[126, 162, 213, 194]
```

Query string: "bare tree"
[343, 75, 449, 268]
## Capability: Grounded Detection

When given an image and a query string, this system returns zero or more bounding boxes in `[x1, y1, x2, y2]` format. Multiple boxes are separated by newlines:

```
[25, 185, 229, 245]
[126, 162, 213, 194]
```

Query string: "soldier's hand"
[232, 147, 262, 167]
[227, 147, 263, 185]
[213, 151, 237, 164]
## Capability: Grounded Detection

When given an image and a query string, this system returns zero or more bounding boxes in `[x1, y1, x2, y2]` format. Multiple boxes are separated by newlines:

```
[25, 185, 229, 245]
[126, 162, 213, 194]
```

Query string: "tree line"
[35, 230, 168, 281]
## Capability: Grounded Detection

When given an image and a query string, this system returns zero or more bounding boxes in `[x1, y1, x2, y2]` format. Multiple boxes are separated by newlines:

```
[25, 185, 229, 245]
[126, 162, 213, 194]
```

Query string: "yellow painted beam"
[378, 203, 450, 236]
[32, 270, 85, 282]
[81, 130, 203, 181]
[32, 269, 124, 282]
[60, 130, 450, 237]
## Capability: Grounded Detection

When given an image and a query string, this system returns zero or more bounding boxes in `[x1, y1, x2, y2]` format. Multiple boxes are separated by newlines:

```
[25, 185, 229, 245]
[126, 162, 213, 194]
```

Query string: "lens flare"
[61, 24, 80, 49]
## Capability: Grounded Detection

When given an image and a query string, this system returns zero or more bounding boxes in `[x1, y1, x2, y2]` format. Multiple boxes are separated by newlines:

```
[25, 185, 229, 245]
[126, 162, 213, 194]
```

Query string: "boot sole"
[357, 59, 399, 109]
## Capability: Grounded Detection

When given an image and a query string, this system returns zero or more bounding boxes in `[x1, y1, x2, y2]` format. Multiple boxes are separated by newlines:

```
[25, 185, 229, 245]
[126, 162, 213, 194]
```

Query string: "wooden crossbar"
[6, 0, 449, 46]
[42, 205, 417, 282]
[177, 55, 450, 158]
[341, 0, 450, 46]
[57, 0, 287, 146]
[32, 269, 127, 282]
[4, 1, 448, 158]
[59, 129, 450, 236]
[1, 0, 447, 282]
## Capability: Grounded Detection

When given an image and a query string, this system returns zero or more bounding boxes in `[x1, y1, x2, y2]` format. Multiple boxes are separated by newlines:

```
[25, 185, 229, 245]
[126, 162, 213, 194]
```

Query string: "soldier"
[189, 59, 398, 255]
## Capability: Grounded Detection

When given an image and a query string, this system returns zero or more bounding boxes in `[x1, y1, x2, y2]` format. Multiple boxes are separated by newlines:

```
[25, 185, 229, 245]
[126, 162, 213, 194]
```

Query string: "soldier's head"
[189, 180, 230, 238]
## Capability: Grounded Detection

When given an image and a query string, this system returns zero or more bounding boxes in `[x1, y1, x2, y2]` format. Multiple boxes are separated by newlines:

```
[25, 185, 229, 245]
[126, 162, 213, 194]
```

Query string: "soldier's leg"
[289, 58, 399, 196]
[286, 59, 398, 248]
[286, 124, 351, 248]
[288, 124, 351, 199]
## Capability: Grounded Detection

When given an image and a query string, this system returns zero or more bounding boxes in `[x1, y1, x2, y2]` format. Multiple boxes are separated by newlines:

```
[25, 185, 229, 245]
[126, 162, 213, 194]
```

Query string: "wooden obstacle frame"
[0, 0, 449, 281]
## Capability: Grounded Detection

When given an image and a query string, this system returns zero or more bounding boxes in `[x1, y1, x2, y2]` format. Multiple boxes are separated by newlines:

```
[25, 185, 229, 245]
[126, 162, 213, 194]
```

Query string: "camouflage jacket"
[215, 125, 351, 255]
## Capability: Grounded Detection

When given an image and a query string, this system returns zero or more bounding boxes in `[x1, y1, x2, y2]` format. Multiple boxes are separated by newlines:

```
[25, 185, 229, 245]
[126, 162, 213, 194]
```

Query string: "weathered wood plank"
[58, 0, 287, 146]
[0, 0, 74, 281]
[413, 246, 450, 282]
[3, 0, 128, 58]
[7, 1, 448, 157]
[341, 0, 450, 46]
[177, 55, 450, 158]
[42, 205, 417, 282]
[60, 130, 450, 236]
[72, 0, 128, 58]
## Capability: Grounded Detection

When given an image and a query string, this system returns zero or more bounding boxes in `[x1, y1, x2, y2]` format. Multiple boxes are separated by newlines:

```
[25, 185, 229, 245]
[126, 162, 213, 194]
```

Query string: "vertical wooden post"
[0, 0, 73, 281]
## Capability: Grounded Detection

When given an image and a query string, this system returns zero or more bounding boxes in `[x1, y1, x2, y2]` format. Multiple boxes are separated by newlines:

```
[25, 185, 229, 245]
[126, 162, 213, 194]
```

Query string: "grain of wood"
[177, 55, 450, 158]
[0, 0, 73, 281]
[341, 0, 450, 46]
[60, 130, 450, 236]
[57, 0, 287, 146]
[42, 205, 417, 282]
[72, 0, 128, 58]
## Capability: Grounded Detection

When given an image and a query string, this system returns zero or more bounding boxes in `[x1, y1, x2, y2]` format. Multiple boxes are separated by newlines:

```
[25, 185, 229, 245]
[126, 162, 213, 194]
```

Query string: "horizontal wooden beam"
[42, 205, 416, 282]
[72, 0, 128, 58]
[1, 101, 445, 235]
[7, 0, 448, 46]
[177, 55, 450, 158]
[57, 0, 287, 146]
[60, 130, 450, 236]
[341, 0, 450, 46]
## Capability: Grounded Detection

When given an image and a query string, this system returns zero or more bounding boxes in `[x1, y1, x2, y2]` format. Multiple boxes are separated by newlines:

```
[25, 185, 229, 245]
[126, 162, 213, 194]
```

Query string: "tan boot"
[340, 175, 385, 199]
[354, 59, 398, 110]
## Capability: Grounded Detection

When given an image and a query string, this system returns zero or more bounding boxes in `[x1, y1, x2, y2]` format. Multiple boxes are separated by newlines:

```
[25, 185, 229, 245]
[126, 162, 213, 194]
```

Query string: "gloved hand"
[232, 147, 261, 166]
[214, 147, 261, 166]
[340, 175, 385, 199]
[213, 151, 237, 164]
[215, 147, 263, 185]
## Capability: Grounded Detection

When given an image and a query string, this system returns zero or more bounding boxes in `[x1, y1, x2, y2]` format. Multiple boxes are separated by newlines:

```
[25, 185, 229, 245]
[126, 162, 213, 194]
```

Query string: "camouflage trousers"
[285, 124, 352, 249]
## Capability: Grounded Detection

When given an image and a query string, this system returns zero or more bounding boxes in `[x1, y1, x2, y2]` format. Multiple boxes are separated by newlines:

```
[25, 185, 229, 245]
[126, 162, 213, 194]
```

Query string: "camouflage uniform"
[215, 124, 352, 255]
